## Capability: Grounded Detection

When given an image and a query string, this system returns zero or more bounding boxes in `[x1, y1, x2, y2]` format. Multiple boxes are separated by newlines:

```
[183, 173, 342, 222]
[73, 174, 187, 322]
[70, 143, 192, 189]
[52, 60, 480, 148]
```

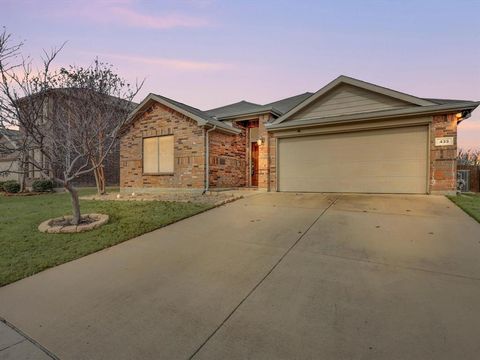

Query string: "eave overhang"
[123, 93, 240, 136]
[266, 101, 480, 132]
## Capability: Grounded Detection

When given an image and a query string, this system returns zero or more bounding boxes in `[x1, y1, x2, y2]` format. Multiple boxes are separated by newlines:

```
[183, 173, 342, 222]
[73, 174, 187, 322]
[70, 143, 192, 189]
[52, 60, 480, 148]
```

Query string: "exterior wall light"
[455, 112, 463, 119]
[257, 137, 265, 146]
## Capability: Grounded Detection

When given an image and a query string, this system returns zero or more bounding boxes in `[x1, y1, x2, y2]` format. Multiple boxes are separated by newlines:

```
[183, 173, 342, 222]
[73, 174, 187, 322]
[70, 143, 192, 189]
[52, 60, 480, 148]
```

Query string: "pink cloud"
[43, 0, 210, 30]
[80, 51, 232, 71]
[109, 7, 209, 29]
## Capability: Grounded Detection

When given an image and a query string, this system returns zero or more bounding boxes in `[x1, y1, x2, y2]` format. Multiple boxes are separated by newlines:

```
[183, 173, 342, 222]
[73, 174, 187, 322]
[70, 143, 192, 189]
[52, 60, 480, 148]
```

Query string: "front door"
[251, 142, 259, 187]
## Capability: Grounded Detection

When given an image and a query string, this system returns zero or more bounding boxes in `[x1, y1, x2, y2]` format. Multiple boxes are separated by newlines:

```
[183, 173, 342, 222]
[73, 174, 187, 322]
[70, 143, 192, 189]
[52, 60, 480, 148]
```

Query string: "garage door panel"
[278, 126, 428, 194]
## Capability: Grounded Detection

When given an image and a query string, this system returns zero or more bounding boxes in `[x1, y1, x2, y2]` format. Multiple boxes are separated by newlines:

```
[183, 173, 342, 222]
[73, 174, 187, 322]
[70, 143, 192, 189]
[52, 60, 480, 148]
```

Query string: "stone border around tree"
[38, 213, 109, 234]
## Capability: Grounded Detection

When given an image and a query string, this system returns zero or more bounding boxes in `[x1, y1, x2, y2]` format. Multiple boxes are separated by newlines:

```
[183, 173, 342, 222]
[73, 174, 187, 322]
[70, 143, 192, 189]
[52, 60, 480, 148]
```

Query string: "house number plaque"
[435, 137, 454, 146]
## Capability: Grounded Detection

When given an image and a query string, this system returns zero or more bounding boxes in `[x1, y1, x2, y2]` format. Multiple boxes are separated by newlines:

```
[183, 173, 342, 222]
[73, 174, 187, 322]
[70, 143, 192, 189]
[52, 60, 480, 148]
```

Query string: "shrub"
[3, 180, 20, 193]
[0, 181, 5, 191]
[32, 179, 54, 193]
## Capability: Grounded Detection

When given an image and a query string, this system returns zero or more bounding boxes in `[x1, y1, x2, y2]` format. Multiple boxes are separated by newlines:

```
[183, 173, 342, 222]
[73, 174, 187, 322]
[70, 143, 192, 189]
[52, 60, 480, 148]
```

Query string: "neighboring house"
[120, 75, 479, 195]
[19, 88, 133, 187]
[0, 128, 21, 182]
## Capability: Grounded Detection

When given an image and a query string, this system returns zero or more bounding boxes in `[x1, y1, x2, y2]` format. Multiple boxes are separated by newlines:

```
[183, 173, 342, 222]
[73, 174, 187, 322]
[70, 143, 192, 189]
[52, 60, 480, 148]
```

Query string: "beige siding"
[0, 159, 20, 181]
[289, 84, 413, 121]
[278, 126, 428, 194]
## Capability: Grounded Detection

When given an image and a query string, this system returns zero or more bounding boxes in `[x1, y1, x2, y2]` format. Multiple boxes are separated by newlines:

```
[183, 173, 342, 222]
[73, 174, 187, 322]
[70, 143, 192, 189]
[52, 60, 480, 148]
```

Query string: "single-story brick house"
[120, 76, 479, 195]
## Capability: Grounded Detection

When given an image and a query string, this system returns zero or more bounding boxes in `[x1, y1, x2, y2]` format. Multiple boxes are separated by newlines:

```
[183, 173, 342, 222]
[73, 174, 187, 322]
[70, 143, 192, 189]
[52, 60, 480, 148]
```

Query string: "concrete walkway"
[0, 319, 55, 359]
[0, 193, 480, 359]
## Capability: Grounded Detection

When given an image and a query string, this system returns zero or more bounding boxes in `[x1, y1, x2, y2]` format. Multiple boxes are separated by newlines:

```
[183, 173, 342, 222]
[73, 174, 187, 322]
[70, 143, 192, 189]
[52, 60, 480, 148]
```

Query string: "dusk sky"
[2, 0, 479, 148]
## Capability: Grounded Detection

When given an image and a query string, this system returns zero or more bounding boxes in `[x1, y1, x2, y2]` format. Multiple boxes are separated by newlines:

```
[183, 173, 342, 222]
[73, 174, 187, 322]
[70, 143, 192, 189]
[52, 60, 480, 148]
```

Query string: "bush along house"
[120, 76, 479, 195]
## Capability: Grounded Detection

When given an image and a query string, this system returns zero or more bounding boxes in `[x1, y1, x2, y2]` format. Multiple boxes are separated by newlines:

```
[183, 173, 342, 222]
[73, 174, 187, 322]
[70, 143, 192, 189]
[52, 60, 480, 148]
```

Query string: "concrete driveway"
[1, 193, 480, 359]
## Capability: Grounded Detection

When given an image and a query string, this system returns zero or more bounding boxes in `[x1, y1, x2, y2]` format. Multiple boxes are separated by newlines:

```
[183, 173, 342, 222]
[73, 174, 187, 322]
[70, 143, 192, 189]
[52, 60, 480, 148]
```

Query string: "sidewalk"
[0, 319, 56, 359]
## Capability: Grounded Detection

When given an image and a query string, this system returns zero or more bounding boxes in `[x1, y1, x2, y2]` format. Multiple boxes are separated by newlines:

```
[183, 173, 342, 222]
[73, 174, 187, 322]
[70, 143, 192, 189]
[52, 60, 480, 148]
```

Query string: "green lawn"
[0, 189, 212, 286]
[448, 193, 480, 223]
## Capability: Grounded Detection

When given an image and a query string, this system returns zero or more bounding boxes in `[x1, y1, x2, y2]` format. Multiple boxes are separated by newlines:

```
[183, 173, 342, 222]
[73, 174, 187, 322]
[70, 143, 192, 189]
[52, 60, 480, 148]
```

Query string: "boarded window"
[143, 135, 174, 173]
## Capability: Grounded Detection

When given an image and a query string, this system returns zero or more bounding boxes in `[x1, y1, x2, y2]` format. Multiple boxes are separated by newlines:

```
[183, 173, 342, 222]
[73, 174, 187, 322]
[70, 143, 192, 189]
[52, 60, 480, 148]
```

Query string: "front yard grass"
[448, 193, 480, 223]
[0, 189, 212, 286]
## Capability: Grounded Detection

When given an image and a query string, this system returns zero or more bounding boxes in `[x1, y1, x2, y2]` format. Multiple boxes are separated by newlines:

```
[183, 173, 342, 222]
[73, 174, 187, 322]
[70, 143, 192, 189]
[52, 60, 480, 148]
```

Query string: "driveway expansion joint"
[187, 197, 339, 359]
[0, 317, 58, 359]
[0, 339, 26, 352]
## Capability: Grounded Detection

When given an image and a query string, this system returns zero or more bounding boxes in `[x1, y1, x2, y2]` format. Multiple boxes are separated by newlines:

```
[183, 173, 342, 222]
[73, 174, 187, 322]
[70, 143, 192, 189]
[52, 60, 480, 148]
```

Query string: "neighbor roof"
[0, 128, 21, 148]
[0, 128, 20, 139]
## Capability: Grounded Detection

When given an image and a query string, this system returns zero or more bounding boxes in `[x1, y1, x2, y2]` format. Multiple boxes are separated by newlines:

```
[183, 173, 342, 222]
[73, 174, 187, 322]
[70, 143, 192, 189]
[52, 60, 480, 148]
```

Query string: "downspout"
[203, 124, 216, 194]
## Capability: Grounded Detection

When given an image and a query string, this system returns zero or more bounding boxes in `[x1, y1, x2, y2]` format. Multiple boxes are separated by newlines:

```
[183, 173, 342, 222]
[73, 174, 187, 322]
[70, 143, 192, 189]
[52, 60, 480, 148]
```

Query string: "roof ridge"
[153, 93, 207, 114]
[264, 91, 314, 106]
[206, 99, 261, 112]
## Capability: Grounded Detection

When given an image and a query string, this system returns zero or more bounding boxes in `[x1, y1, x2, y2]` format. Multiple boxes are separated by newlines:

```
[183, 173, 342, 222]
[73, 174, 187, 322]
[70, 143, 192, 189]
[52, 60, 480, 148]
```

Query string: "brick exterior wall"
[430, 113, 458, 194]
[208, 125, 247, 188]
[120, 103, 205, 190]
[121, 101, 461, 195]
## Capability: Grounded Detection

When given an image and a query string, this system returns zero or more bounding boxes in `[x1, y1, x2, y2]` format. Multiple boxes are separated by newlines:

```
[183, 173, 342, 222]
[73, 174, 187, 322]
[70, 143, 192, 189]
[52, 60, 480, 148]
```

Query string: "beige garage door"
[278, 126, 428, 193]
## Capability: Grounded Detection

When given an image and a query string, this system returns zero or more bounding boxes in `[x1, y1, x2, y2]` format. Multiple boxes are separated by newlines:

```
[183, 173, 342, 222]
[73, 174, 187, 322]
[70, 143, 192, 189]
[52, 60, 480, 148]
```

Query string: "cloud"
[108, 7, 209, 29]
[41, 0, 211, 30]
[83, 52, 232, 71]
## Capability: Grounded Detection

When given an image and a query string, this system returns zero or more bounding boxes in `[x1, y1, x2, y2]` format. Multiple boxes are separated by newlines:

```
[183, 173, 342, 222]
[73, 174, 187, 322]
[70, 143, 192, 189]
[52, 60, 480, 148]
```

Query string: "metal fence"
[457, 170, 470, 192]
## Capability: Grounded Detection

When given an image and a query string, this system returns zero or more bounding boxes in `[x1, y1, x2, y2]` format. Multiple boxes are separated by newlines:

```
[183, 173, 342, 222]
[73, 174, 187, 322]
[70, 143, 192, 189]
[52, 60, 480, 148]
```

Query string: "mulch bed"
[2, 191, 50, 197]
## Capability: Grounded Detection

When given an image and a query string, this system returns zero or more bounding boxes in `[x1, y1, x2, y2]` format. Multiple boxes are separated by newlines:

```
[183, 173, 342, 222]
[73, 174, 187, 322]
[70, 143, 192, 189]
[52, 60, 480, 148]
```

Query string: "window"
[143, 135, 174, 174]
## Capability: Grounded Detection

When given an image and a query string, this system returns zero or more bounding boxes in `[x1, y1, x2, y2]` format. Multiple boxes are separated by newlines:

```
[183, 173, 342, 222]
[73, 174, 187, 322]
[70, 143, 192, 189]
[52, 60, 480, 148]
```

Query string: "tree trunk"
[19, 152, 28, 193]
[98, 165, 106, 194]
[64, 182, 81, 225]
[92, 162, 106, 195]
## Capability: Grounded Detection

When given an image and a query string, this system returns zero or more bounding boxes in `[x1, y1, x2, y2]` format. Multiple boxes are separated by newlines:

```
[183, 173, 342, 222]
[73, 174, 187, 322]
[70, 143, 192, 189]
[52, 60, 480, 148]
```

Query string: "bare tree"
[54, 61, 140, 194]
[0, 29, 27, 188]
[458, 148, 480, 166]
[0, 28, 142, 225]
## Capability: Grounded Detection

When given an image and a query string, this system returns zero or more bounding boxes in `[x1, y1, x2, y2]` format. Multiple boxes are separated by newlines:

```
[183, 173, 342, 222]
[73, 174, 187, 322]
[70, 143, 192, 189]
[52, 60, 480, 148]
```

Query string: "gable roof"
[264, 92, 314, 114]
[125, 93, 240, 135]
[206, 101, 264, 119]
[267, 75, 480, 130]
[205, 92, 314, 120]
[206, 101, 283, 120]
[271, 76, 435, 126]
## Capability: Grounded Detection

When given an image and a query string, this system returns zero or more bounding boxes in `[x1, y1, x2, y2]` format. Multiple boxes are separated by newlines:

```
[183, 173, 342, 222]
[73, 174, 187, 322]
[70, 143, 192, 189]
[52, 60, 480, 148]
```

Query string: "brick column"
[430, 114, 458, 194]
[257, 114, 271, 189]
[268, 132, 277, 191]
